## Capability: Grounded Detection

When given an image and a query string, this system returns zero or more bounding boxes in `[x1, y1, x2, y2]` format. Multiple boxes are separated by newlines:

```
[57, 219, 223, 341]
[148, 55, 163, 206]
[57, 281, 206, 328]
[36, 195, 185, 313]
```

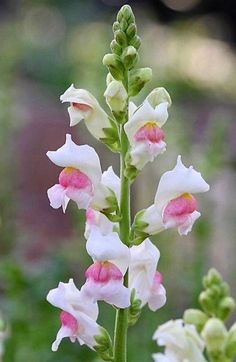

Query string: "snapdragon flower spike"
[153, 319, 207, 362]
[46, 279, 100, 351]
[129, 239, 166, 311]
[92, 166, 120, 211]
[84, 208, 117, 239]
[141, 156, 210, 236]
[60, 84, 111, 140]
[124, 98, 169, 170]
[81, 227, 131, 308]
[47, 134, 102, 212]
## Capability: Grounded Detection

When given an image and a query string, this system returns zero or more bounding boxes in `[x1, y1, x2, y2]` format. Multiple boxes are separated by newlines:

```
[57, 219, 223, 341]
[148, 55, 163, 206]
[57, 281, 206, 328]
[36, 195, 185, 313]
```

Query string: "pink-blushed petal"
[125, 100, 169, 145]
[164, 210, 201, 236]
[46, 279, 98, 320]
[86, 227, 130, 275]
[46, 134, 102, 186]
[81, 279, 130, 308]
[130, 140, 166, 170]
[84, 209, 116, 239]
[154, 156, 210, 210]
[76, 313, 100, 350]
[60, 84, 110, 139]
[65, 186, 93, 210]
[148, 284, 166, 312]
[47, 184, 69, 212]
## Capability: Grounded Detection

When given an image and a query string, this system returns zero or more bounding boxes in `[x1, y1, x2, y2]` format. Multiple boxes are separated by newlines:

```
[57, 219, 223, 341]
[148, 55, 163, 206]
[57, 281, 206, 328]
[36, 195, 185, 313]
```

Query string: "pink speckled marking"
[163, 193, 197, 222]
[86, 208, 96, 224]
[71, 102, 92, 112]
[60, 311, 78, 334]
[85, 262, 123, 283]
[134, 123, 164, 143]
[59, 167, 92, 190]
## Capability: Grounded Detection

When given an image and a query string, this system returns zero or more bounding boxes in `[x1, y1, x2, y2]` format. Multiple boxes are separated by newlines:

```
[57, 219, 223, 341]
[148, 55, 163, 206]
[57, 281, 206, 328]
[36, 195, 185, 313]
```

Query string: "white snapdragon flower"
[129, 239, 166, 311]
[46, 279, 100, 351]
[47, 134, 102, 212]
[81, 227, 131, 308]
[153, 319, 207, 362]
[140, 156, 209, 236]
[60, 84, 111, 140]
[124, 88, 171, 170]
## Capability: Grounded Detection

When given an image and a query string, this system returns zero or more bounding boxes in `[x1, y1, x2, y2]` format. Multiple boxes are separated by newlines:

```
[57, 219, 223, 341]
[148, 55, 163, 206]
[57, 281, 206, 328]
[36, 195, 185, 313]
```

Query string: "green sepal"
[225, 322, 236, 359]
[122, 46, 138, 70]
[129, 35, 141, 50]
[101, 211, 122, 223]
[217, 297, 236, 321]
[124, 152, 139, 181]
[100, 118, 121, 152]
[94, 327, 113, 361]
[114, 30, 127, 48]
[126, 23, 137, 39]
[128, 67, 152, 97]
[128, 289, 142, 327]
[110, 40, 123, 56]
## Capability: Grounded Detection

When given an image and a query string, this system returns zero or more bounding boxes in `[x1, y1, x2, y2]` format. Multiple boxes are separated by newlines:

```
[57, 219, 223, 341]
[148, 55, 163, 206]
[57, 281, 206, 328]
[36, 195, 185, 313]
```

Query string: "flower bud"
[129, 67, 152, 97]
[117, 5, 135, 24]
[103, 53, 124, 81]
[113, 21, 120, 32]
[203, 268, 222, 289]
[218, 296, 236, 320]
[199, 290, 215, 314]
[130, 35, 141, 49]
[146, 87, 172, 108]
[183, 309, 208, 332]
[225, 322, 236, 359]
[126, 23, 137, 39]
[95, 327, 113, 360]
[104, 80, 128, 113]
[110, 39, 122, 55]
[122, 46, 138, 70]
[201, 318, 227, 354]
[114, 30, 127, 47]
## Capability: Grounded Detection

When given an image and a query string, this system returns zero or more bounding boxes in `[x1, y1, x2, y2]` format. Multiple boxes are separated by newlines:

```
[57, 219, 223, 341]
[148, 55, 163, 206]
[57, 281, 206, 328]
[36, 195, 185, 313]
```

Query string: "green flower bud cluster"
[183, 269, 236, 362]
[95, 327, 114, 361]
[199, 268, 235, 320]
[103, 5, 152, 99]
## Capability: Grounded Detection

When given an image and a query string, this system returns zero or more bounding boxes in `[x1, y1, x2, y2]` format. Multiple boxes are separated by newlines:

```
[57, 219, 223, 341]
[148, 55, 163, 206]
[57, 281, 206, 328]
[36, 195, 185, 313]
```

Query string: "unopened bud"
[104, 80, 128, 113]
[114, 30, 127, 47]
[218, 297, 236, 320]
[203, 268, 222, 289]
[129, 67, 152, 96]
[146, 87, 171, 108]
[199, 290, 215, 314]
[130, 35, 141, 49]
[110, 39, 122, 55]
[225, 322, 236, 359]
[126, 23, 137, 39]
[117, 5, 135, 24]
[183, 309, 208, 332]
[201, 318, 227, 354]
[122, 46, 138, 70]
[103, 53, 124, 81]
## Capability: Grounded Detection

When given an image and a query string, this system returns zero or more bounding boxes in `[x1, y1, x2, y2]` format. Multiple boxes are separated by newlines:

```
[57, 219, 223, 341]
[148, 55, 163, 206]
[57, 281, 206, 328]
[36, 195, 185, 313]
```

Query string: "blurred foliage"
[0, 0, 236, 361]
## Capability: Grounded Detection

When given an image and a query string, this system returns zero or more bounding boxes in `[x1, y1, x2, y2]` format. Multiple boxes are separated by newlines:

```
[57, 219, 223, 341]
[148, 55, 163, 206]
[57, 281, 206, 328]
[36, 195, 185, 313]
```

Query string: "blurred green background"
[1, 0, 236, 361]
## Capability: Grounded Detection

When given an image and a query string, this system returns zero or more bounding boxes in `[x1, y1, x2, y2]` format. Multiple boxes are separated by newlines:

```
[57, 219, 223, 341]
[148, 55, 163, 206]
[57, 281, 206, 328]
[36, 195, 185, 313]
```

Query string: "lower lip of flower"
[163, 193, 197, 219]
[134, 122, 164, 143]
[59, 167, 92, 190]
[60, 311, 78, 334]
[71, 102, 92, 112]
[85, 261, 123, 283]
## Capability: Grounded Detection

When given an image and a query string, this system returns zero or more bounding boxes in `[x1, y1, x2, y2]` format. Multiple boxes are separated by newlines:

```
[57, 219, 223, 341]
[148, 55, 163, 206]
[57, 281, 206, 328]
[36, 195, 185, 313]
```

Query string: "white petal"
[66, 186, 93, 210]
[86, 227, 130, 274]
[46, 134, 102, 186]
[101, 166, 120, 202]
[84, 209, 116, 239]
[60, 84, 95, 106]
[154, 155, 210, 210]
[177, 211, 201, 236]
[130, 239, 160, 285]
[47, 279, 98, 320]
[152, 353, 172, 362]
[129, 101, 137, 118]
[76, 313, 100, 349]
[52, 325, 72, 352]
[47, 184, 69, 212]
[142, 204, 164, 235]
[82, 279, 130, 308]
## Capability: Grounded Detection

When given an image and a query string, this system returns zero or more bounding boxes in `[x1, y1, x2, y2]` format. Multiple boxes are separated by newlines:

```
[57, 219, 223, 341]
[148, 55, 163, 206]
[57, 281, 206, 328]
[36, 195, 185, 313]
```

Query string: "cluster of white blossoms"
[46, 83, 209, 353]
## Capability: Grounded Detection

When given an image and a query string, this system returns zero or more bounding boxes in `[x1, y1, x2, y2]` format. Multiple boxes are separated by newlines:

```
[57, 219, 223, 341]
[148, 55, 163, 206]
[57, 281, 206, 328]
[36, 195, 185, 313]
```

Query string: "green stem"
[113, 73, 130, 362]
